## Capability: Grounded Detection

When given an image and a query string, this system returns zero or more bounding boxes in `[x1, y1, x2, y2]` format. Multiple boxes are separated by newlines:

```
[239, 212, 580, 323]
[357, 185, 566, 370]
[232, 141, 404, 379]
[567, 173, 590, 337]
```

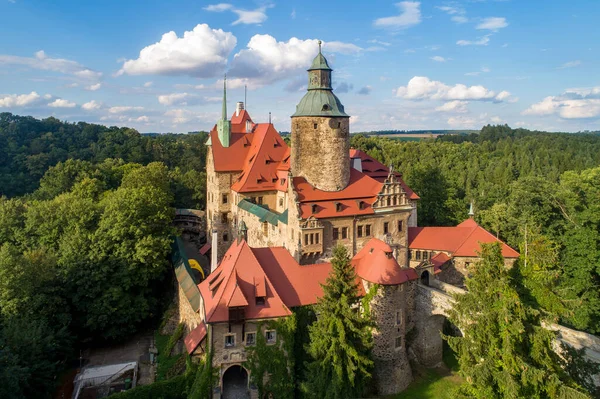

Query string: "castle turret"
[291, 41, 350, 192]
[217, 75, 231, 147]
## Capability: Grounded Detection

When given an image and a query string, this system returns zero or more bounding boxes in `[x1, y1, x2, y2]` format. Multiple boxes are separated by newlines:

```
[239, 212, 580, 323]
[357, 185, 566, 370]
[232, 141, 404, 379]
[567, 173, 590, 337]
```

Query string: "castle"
[174, 42, 519, 398]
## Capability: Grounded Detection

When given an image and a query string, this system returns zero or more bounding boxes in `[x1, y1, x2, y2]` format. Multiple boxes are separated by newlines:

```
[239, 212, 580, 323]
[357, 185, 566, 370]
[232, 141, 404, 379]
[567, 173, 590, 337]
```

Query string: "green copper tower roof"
[308, 41, 332, 71]
[216, 74, 231, 147]
[292, 40, 349, 118]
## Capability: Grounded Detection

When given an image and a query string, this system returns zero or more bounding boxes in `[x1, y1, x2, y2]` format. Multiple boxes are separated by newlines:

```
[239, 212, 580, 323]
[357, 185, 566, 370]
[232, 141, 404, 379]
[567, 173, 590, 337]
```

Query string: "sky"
[1, 0, 599, 133]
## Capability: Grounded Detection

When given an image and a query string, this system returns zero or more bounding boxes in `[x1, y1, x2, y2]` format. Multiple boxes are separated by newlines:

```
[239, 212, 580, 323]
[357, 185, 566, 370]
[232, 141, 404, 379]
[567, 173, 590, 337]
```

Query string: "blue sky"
[1, 0, 599, 133]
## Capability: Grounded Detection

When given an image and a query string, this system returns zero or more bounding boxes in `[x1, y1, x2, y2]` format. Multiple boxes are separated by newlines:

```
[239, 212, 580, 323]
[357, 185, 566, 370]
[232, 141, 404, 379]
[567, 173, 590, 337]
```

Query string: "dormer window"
[311, 204, 318, 214]
[335, 202, 342, 212]
[322, 104, 330, 111]
[256, 296, 265, 306]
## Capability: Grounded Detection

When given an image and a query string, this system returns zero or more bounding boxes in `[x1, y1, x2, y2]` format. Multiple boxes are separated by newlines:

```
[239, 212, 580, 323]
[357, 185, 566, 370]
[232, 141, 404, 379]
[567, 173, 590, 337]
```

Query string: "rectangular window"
[266, 330, 276, 344]
[245, 332, 256, 346]
[279, 198, 284, 207]
[304, 234, 309, 245]
[357, 225, 363, 238]
[397, 220, 403, 232]
[395, 336, 402, 349]
[333, 227, 339, 240]
[342, 227, 348, 240]
[263, 222, 268, 236]
[250, 196, 256, 203]
[395, 310, 402, 326]
[222, 194, 228, 204]
[416, 251, 421, 260]
[423, 251, 429, 260]
[384, 222, 389, 234]
[221, 212, 228, 223]
[225, 334, 235, 348]
[257, 197, 264, 205]
[366, 224, 371, 236]
[310, 233, 314, 245]
[255, 297, 265, 306]
[315, 233, 320, 244]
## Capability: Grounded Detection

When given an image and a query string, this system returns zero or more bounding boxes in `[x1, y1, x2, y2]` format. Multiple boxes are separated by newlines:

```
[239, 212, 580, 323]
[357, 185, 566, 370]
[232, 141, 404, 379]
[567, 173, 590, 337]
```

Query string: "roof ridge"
[453, 223, 480, 254]
[249, 247, 292, 314]
[205, 241, 246, 321]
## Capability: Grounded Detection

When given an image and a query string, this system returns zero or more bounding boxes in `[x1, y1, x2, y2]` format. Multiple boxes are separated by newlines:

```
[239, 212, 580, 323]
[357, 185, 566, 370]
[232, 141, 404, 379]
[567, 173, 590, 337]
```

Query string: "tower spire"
[217, 73, 231, 147]
[318, 40, 322, 53]
[222, 74, 227, 121]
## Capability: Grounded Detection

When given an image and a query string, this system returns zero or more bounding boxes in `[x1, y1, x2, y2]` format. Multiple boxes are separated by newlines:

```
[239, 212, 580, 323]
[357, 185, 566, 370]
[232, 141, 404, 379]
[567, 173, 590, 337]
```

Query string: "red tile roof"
[210, 131, 255, 172]
[353, 238, 418, 285]
[293, 168, 383, 219]
[408, 218, 519, 258]
[231, 109, 253, 129]
[231, 123, 290, 193]
[349, 149, 419, 200]
[429, 252, 450, 274]
[184, 322, 207, 354]
[197, 240, 396, 323]
[197, 239, 292, 323]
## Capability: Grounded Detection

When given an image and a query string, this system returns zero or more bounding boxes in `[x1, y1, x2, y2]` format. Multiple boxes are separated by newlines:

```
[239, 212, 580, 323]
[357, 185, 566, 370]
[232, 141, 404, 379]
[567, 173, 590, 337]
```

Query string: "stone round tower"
[291, 41, 350, 192]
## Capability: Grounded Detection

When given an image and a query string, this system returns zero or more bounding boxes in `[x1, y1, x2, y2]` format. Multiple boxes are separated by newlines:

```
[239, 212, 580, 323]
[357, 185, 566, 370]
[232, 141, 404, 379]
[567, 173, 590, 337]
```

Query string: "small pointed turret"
[217, 74, 231, 147]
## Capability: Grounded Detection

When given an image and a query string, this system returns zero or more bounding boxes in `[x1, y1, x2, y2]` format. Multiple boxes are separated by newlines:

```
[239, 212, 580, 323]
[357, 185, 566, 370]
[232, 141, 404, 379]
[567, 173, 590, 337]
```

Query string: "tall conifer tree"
[304, 245, 374, 399]
[446, 242, 590, 398]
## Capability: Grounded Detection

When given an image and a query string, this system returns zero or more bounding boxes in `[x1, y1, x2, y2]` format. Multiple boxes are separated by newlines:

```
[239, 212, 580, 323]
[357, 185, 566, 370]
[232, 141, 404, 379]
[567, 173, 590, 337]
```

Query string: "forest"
[0, 113, 599, 397]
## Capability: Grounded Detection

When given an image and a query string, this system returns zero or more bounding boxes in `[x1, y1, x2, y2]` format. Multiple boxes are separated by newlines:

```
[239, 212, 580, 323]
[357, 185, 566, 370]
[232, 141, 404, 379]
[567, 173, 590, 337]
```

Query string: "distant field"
[381, 133, 443, 138]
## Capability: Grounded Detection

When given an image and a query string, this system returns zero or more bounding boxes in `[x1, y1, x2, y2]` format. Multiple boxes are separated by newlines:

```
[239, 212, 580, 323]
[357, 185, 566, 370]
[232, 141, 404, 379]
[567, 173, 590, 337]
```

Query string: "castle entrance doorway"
[420, 270, 430, 286]
[222, 365, 249, 399]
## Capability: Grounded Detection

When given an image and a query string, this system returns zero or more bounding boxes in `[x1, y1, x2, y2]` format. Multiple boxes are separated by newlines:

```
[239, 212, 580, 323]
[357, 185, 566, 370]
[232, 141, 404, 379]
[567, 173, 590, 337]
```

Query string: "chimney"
[351, 157, 362, 172]
[211, 227, 218, 273]
[236, 101, 244, 117]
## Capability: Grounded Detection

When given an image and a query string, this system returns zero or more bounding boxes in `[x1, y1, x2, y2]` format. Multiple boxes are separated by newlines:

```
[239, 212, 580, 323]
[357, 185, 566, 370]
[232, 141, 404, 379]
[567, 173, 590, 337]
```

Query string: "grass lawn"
[155, 331, 185, 381]
[389, 367, 463, 399]
[388, 343, 463, 399]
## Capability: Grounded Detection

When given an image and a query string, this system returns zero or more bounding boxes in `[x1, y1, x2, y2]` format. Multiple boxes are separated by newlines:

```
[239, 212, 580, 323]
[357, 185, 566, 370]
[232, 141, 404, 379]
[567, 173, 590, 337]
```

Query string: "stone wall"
[291, 116, 350, 192]
[235, 206, 287, 249]
[177, 285, 202, 334]
[368, 281, 415, 395]
[205, 147, 239, 262]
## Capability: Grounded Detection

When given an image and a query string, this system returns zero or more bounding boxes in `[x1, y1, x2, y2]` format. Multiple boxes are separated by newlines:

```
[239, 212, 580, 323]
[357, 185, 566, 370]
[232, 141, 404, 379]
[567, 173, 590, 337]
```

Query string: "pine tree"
[303, 245, 374, 399]
[446, 242, 590, 398]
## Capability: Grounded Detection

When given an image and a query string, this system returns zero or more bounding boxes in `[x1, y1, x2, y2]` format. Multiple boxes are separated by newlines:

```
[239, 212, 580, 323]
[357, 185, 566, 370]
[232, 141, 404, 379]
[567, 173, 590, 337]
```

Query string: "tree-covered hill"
[0, 112, 208, 202]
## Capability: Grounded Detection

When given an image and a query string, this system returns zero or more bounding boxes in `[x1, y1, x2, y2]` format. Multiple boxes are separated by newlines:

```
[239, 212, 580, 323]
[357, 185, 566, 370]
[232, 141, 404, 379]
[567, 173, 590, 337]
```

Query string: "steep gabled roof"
[408, 219, 519, 258]
[353, 238, 418, 285]
[231, 123, 289, 193]
[209, 131, 254, 172]
[349, 148, 419, 200]
[197, 239, 292, 323]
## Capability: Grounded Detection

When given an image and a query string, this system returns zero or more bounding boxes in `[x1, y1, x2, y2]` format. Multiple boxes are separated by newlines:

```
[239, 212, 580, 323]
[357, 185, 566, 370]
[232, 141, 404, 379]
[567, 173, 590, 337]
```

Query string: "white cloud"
[374, 1, 422, 30]
[144, 81, 153, 88]
[395, 76, 512, 102]
[82, 100, 102, 110]
[523, 87, 600, 119]
[447, 116, 477, 128]
[109, 106, 145, 114]
[204, 3, 272, 25]
[0, 91, 41, 107]
[135, 116, 150, 123]
[457, 35, 490, 46]
[357, 85, 372, 95]
[490, 116, 503, 124]
[48, 98, 76, 108]
[117, 24, 237, 77]
[228, 35, 360, 87]
[431, 56, 446, 62]
[476, 17, 508, 31]
[324, 41, 362, 55]
[86, 83, 102, 91]
[204, 3, 232, 12]
[558, 60, 582, 69]
[436, 5, 468, 23]
[0, 50, 102, 81]
[157, 92, 220, 106]
[435, 100, 469, 113]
